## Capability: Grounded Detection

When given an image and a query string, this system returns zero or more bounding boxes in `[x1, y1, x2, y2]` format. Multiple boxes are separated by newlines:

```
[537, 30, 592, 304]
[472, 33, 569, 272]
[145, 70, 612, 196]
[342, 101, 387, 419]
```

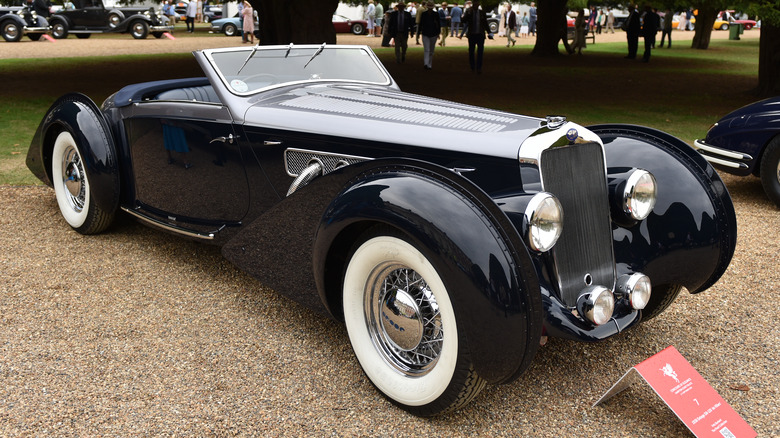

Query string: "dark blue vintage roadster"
[27, 44, 737, 416]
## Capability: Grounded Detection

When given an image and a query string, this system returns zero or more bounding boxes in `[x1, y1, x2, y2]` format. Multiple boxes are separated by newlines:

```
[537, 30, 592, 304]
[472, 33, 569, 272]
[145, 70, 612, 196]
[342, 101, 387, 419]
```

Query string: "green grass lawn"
[0, 37, 760, 185]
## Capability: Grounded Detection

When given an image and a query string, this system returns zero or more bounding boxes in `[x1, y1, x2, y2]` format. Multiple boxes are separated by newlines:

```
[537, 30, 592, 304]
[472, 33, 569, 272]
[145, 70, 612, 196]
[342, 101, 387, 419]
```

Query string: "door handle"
[264, 140, 282, 146]
[210, 134, 237, 144]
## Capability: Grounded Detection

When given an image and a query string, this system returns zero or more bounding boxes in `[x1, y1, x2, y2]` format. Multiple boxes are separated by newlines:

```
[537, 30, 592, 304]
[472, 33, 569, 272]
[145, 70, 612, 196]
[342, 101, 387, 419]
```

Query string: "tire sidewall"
[760, 137, 780, 208]
[343, 234, 459, 408]
[51, 131, 91, 229]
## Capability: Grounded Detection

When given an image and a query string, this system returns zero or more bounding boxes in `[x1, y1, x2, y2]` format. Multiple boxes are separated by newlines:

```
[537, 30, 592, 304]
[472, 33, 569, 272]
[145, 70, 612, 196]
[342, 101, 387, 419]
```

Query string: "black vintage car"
[26, 45, 737, 416]
[0, 5, 50, 42]
[48, 0, 173, 39]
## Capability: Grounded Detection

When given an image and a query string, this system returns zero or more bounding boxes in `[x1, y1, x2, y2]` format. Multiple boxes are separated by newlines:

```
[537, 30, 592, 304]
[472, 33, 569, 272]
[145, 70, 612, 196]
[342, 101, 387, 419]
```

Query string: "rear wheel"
[719, 23, 729, 30]
[130, 20, 149, 39]
[108, 12, 122, 28]
[152, 31, 163, 38]
[28, 33, 42, 41]
[343, 228, 485, 416]
[1, 21, 22, 42]
[75, 33, 91, 39]
[51, 21, 68, 39]
[51, 131, 114, 234]
[223, 22, 237, 36]
[760, 137, 780, 208]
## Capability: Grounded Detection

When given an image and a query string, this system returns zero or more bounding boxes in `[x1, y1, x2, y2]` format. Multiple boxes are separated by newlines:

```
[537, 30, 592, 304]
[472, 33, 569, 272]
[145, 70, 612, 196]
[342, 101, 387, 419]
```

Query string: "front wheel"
[1, 21, 22, 42]
[760, 137, 780, 208]
[641, 284, 683, 321]
[130, 20, 149, 39]
[720, 23, 729, 30]
[489, 21, 499, 34]
[351, 22, 364, 35]
[343, 229, 485, 416]
[51, 131, 114, 234]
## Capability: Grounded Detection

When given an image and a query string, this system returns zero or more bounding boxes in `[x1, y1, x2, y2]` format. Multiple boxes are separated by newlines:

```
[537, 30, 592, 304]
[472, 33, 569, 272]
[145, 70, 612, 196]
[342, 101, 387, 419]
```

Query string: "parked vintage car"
[332, 14, 366, 35]
[48, 0, 173, 39]
[695, 96, 780, 208]
[203, 4, 222, 23]
[27, 45, 737, 416]
[0, 5, 50, 42]
[209, 13, 258, 37]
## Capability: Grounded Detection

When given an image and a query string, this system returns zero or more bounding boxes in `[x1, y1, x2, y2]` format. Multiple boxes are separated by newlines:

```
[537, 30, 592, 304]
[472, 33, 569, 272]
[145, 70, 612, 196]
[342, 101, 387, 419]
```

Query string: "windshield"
[204, 45, 392, 96]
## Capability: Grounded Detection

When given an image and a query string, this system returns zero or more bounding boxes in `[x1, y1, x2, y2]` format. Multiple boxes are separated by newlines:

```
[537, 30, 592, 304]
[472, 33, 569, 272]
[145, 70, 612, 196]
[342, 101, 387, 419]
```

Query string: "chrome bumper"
[693, 139, 751, 170]
[150, 25, 175, 32]
[24, 26, 49, 33]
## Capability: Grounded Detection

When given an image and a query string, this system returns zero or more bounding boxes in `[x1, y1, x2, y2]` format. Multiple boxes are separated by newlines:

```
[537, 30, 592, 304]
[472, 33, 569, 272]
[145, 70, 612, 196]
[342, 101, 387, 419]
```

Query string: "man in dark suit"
[458, 0, 492, 73]
[624, 4, 641, 59]
[387, 1, 414, 63]
[641, 5, 660, 62]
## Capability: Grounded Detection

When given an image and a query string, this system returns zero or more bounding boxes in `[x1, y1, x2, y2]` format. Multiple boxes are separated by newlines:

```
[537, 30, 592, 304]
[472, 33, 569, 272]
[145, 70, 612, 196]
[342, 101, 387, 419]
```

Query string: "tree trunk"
[690, 7, 716, 49]
[252, 0, 340, 45]
[757, 23, 780, 96]
[531, 0, 569, 56]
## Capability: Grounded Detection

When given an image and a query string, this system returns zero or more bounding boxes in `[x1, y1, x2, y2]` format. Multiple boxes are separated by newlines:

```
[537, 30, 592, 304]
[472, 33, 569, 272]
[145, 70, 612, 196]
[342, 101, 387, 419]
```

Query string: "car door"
[123, 101, 250, 226]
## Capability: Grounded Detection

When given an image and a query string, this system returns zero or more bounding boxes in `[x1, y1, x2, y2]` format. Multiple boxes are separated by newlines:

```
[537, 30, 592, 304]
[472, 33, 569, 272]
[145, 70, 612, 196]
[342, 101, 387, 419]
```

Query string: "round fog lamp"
[577, 286, 615, 326]
[617, 273, 652, 310]
[624, 170, 657, 221]
[525, 192, 563, 252]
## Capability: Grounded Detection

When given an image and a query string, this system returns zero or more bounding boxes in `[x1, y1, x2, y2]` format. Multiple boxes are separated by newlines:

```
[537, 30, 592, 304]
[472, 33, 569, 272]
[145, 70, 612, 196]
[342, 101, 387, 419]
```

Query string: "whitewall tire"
[343, 230, 485, 415]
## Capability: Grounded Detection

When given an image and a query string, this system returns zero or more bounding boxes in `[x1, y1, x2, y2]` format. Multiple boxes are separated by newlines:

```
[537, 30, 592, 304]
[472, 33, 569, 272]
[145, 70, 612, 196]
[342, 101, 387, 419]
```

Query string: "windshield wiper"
[237, 42, 261, 75]
[285, 42, 294, 58]
[304, 43, 326, 69]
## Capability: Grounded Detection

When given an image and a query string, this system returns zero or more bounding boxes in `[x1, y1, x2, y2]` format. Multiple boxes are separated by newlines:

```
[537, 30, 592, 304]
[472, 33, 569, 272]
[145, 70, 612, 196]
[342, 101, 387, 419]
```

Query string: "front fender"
[590, 124, 737, 295]
[313, 160, 543, 384]
[26, 93, 120, 220]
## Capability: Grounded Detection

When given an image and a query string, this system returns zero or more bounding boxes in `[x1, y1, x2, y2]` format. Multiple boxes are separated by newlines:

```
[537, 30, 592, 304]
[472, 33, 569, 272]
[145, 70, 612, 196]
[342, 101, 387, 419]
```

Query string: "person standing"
[185, 0, 196, 32]
[519, 11, 529, 37]
[449, 3, 462, 37]
[659, 8, 672, 47]
[438, 2, 450, 46]
[163, 0, 176, 30]
[624, 4, 640, 59]
[572, 8, 586, 55]
[414, 1, 424, 45]
[458, 0, 492, 73]
[374, 1, 384, 37]
[241, 0, 254, 44]
[606, 9, 615, 33]
[502, 3, 516, 47]
[528, 2, 536, 36]
[641, 5, 660, 62]
[388, 2, 414, 63]
[365, 0, 376, 37]
[419, 1, 440, 69]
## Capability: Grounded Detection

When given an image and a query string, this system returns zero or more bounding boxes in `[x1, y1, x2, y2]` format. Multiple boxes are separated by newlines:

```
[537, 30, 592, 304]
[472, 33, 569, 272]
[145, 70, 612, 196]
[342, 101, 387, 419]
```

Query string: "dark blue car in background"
[695, 97, 780, 208]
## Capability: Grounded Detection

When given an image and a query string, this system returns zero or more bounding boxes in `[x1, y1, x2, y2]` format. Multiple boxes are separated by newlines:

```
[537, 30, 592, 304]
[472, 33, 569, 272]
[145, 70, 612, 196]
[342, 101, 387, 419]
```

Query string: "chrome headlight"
[577, 286, 615, 326]
[525, 192, 563, 253]
[616, 273, 652, 310]
[623, 169, 657, 220]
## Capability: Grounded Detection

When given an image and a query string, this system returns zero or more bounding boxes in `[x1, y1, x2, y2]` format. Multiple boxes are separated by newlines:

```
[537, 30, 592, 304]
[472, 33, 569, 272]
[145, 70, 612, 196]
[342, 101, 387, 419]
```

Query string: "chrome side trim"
[284, 148, 370, 177]
[693, 139, 752, 169]
[121, 207, 216, 240]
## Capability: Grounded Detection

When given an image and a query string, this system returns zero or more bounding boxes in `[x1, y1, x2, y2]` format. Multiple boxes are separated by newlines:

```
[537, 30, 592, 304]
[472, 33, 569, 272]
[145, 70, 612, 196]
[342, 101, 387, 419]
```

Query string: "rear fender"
[26, 93, 120, 219]
[590, 124, 737, 294]
[313, 160, 543, 384]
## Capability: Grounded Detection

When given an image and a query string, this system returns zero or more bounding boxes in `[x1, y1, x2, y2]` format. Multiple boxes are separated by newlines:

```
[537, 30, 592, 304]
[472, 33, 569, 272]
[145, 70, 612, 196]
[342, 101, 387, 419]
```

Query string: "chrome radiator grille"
[539, 142, 615, 307]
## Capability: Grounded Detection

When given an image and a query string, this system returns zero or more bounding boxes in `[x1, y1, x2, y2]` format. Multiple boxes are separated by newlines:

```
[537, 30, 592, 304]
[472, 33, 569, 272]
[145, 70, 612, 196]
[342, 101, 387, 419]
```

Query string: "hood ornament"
[545, 115, 567, 129]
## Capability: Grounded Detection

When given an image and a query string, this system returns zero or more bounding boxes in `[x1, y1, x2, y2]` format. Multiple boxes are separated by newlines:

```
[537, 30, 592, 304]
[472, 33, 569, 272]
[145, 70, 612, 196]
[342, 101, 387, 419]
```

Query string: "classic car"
[203, 4, 222, 23]
[719, 10, 756, 30]
[48, 0, 173, 39]
[27, 44, 736, 416]
[332, 14, 366, 35]
[695, 96, 780, 208]
[209, 13, 258, 37]
[0, 5, 50, 42]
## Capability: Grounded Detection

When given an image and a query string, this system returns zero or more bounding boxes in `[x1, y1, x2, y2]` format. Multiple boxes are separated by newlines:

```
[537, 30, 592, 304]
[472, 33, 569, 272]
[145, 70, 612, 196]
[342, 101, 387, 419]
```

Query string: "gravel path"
[1, 175, 778, 436]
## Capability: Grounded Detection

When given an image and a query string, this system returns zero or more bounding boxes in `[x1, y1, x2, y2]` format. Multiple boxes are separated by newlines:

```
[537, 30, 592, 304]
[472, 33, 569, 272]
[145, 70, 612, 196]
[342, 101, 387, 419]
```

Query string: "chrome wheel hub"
[61, 146, 85, 212]
[366, 264, 443, 376]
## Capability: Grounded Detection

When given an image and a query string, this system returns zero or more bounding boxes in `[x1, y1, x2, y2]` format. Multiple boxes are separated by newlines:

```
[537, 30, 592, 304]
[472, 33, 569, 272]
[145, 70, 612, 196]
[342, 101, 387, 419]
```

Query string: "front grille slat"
[540, 142, 615, 307]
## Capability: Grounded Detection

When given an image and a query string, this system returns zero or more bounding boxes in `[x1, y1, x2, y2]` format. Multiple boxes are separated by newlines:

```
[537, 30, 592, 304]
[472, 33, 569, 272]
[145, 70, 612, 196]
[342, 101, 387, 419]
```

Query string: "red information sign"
[594, 346, 756, 438]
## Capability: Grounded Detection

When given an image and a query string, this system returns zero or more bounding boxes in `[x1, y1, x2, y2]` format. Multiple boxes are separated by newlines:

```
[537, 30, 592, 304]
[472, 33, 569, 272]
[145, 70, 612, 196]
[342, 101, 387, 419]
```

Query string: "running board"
[121, 207, 221, 240]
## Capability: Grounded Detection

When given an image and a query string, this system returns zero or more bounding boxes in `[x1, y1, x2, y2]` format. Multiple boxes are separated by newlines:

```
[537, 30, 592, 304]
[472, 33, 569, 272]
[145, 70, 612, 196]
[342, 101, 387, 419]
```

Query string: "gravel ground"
[1, 175, 778, 436]
[1, 27, 777, 436]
